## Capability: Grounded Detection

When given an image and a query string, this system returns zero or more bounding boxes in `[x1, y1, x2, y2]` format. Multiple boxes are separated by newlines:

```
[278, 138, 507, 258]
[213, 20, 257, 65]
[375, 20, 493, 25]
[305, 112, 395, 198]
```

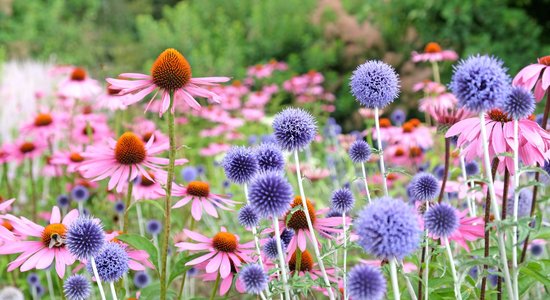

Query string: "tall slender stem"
[244, 184, 266, 272]
[480, 158, 498, 300]
[389, 258, 400, 300]
[498, 169, 511, 300]
[431, 61, 441, 83]
[360, 162, 372, 203]
[2, 163, 13, 197]
[209, 272, 220, 300]
[46, 266, 55, 300]
[123, 181, 133, 233]
[293, 150, 335, 300]
[136, 203, 145, 236]
[443, 237, 462, 300]
[437, 137, 450, 203]
[272, 217, 290, 300]
[401, 261, 418, 300]
[459, 154, 476, 216]
[91, 257, 107, 300]
[28, 158, 37, 221]
[342, 212, 348, 300]
[511, 119, 520, 300]
[109, 282, 119, 300]
[373, 108, 388, 196]
[423, 202, 431, 300]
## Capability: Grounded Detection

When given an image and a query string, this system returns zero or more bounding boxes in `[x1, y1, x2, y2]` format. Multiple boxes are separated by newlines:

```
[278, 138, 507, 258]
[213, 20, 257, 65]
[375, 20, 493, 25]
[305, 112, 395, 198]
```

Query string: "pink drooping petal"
[219, 253, 231, 278]
[183, 229, 212, 243]
[50, 206, 61, 224]
[185, 252, 216, 266]
[191, 199, 203, 221]
[205, 252, 223, 274]
[219, 274, 233, 295]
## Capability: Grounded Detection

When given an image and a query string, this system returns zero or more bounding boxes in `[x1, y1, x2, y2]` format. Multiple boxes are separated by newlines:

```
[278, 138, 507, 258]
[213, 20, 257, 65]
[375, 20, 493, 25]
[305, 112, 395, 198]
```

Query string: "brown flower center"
[409, 118, 421, 127]
[186, 181, 210, 197]
[19, 142, 36, 153]
[69, 152, 84, 163]
[402, 122, 414, 133]
[539, 55, 550, 66]
[107, 84, 122, 95]
[488, 109, 512, 123]
[288, 250, 313, 272]
[82, 126, 95, 136]
[34, 113, 53, 127]
[151, 48, 192, 91]
[387, 173, 398, 180]
[409, 146, 423, 158]
[212, 232, 238, 252]
[286, 196, 316, 231]
[82, 105, 93, 115]
[142, 132, 154, 143]
[394, 147, 405, 157]
[140, 172, 155, 187]
[424, 42, 442, 53]
[42, 223, 67, 248]
[114, 132, 147, 165]
[2, 220, 13, 231]
[71, 68, 87, 81]
[379, 118, 391, 128]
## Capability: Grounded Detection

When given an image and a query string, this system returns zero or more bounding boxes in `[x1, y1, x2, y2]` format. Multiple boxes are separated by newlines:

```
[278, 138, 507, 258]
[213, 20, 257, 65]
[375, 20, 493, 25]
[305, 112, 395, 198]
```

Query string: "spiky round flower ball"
[424, 203, 459, 238]
[239, 264, 268, 295]
[238, 205, 260, 228]
[66, 216, 105, 259]
[355, 197, 420, 259]
[71, 185, 89, 202]
[409, 172, 440, 202]
[348, 140, 372, 164]
[263, 238, 281, 260]
[222, 146, 259, 184]
[272, 108, 317, 151]
[499, 86, 535, 119]
[350, 60, 400, 109]
[330, 188, 355, 213]
[280, 228, 294, 247]
[391, 109, 406, 126]
[506, 188, 533, 218]
[449, 55, 511, 113]
[347, 264, 386, 300]
[57, 194, 70, 208]
[146, 219, 162, 236]
[87, 243, 129, 282]
[465, 161, 479, 176]
[255, 143, 285, 172]
[248, 171, 293, 218]
[133, 271, 151, 289]
[63, 275, 91, 300]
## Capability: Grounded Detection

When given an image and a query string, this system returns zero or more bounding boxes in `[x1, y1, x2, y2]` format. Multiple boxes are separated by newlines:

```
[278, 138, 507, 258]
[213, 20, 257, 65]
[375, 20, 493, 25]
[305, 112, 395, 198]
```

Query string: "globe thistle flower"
[506, 188, 533, 218]
[424, 203, 460, 238]
[114, 201, 125, 214]
[326, 209, 342, 218]
[222, 146, 259, 184]
[87, 243, 129, 282]
[280, 228, 295, 247]
[543, 160, 550, 175]
[70, 185, 89, 202]
[465, 161, 479, 176]
[355, 197, 420, 259]
[263, 238, 281, 260]
[146, 219, 162, 236]
[433, 165, 446, 180]
[239, 264, 268, 295]
[248, 171, 293, 218]
[348, 140, 372, 164]
[390, 109, 407, 126]
[350, 60, 400, 109]
[409, 172, 440, 201]
[27, 273, 39, 286]
[66, 216, 105, 259]
[330, 188, 355, 213]
[33, 284, 44, 297]
[63, 275, 91, 300]
[449, 55, 511, 113]
[499, 86, 535, 119]
[133, 271, 151, 289]
[255, 143, 285, 172]
[272, 108, 317, 151]
[347, 264, 386, 300]
[181, 166, 198, 182]
[57, 194, 70, 208]
[238, 205, 260, 228]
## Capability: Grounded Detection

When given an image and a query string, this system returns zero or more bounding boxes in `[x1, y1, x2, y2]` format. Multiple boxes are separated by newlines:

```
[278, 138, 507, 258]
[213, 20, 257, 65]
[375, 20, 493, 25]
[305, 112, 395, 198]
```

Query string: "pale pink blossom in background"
[513, 55, 550, 101]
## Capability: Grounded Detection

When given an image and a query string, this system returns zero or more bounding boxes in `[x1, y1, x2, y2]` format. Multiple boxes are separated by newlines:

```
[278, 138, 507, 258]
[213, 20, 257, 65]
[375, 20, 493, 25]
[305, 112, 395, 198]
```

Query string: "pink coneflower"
[0, 206, 78, 277]
[172, 181, 238, 221]
[303, 167, 331, 182]
[5, 138, 47, 164]
[128, 119, 169, 147]
[419, 92, 457, 115]
[411, 42, 458, 63]
[175, 228, 254, 279]
[199, 143, 231, 157]
[288, 250, 337, 282]
[21, 111, 67, 138]
[371, 117, 400, 143]
[193, 260, 246, 296]
[107, 48, 230, 116]
[58, 67, 101, 101]
[361, 259, 417, 273]
[96, 84, 129, 111]
[387, 145, 424, 166]
[390, 121, 434, 149]
[71, 117, 112, 145]
[448, 209, 484, 252]
[429, 106, 473, 128]
[107, 231, 155, 270]
[50, 147, 86, 173]
[0, 198, 15, 213]
[513, 55, 550, 101]
[446, 109, 550, 174]
[78, 132, 187, 192]
[132, 171, 166, 201]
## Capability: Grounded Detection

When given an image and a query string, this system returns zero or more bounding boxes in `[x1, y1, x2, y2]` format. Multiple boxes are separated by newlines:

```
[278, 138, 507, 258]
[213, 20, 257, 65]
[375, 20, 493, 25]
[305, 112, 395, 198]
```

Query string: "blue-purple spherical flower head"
[330, 188, 355, 213]
[355, 197, 420, 259]
[349, 140, 372, 163]
[409, 172, 440, 201]
[350, 60, 400, 109]
[146, 219, 162, 235]
[391, 109, 406, 126]
[280, 228, 294, 247]
[248, 171, 293, 218]
[64, 275, 91, 300]
[424, 203, 459, 238]
[255, 143, 285, 172]
[263, 238, 281, 260]
[347, 264, 386, 300]
[238, 205, 260, 228]
[450, 55, 511, 113]
[465, 161, 479, 176]
[499, 86, 535, 119]
[272, 108, 317, 151]
[133, 271, 151, 289]
[506, 188, 533, 218]
[57, 194, 70, 208]
[87, 242, 129, 282]
[239, 264, 268, 295]
[222, 146, 259, 184]
[66, 216, 105, 259]
[71, 185, 90, 202]
[27, 273, 39, 286]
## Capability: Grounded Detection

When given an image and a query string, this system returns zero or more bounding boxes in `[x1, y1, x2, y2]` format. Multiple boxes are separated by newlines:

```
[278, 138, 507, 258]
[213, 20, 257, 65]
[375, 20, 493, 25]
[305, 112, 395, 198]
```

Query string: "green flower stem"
[209, 272, 221, 300]
[122, 181, 133, 234]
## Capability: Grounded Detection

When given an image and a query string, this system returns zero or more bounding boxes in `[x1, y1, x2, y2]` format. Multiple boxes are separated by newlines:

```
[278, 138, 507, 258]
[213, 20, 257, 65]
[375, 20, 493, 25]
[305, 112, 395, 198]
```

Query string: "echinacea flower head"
[146, 219, 162, 236]
[512, 55, 550, 101]
[107, 48, 230, 116]
[350, 60, 400, 109]
[506, 188, 533, 218]
[58, 67, 101, 101]
[355, 197, 420, 259]
[248, 171, 293, 218]
[66, 216, 105, 259]
[133, 271, 151, 289]
[288, 249, 314, 274]
[330, 188, 355, 213]
[272, 108, 317, 151]
[239, 264, 268, 295]
[411, 42, 459, 63]
[222, 146, 259, 184]
[255, 143, 285, 172]
[87, 242, 129, 282]
[409, 172, 440, 201]
[347, 264, 386, 300]
[348, 140, 372, 163]
[172, 181, 237, 221]
[63, 275, 91, 300]
[238, 205, 259, 228]
[450, 55, 511, 113]
[424, 203, 460, 238]
[499, 86, 535, 119]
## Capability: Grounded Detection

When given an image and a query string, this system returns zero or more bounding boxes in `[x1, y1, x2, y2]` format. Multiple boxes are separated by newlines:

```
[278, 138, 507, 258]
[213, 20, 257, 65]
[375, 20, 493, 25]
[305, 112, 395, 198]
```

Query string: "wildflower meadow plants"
[0, 44, 549, 300]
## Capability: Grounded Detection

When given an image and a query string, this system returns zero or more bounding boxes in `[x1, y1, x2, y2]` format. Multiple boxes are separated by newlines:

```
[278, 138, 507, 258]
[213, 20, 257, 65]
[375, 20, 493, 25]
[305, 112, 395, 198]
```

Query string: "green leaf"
[129, 199, 165, 214]
[139, 282, 178, 300]
[519, 262, 550, 287]
[117, 233, 159, 273]
[168, 253, 204, 284]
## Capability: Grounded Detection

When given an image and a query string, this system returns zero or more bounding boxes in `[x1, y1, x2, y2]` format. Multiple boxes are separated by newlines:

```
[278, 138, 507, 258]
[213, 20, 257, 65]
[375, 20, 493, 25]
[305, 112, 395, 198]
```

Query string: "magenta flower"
[411, 42, 458, 63]
[172, 181, 238, 221]
[512, 55, 550, 101]
[132, 171, 167, 201]
[4, 138, 47, 164]
[20, 111, 67, 139]
[50, 147, 86, 174]
[448, 209, 484, 252]
[58, 67, 102, 101]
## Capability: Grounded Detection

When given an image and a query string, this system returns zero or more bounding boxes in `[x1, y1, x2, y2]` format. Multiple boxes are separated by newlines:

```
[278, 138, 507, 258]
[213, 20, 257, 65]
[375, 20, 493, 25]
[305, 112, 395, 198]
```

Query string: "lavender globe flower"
[280, 228, 294, 247]
[499, 86, 535, 119]
[348, 140, 372, 164]
[57, 194, 70, 208]
[506, 188, 533, 218]
[71, 185, 90, 202]
[63, 275, 91, 300]
[424, 203, 460, 238]
[66, 216, 105, 259]
[146, 219, 162, 235]
[543, 160, 550, 175]
[248, 171, 293, 218]
[133, 271, 151, 289]
[27, 273, 39, 286]
[255, 143, 285, 172]
[34, 284, 44, 297]
[355, 197, 420, 259]
[238, 205, 260, 228]
[87, 243, 129, 282]
[239, 264, 268, 295]
[330, 188, 355, 213]
[326, 209, 342, 218]
[450, 55, 511, 113]
[531, 244, 544, 256]
[222, 146, 259, 184]
[263, 238, 281, 260]
[350, 60, 400, 109]
[391, 109, 406, 126]
[181, 166, 198, 182]
[114, 200, 125, 214]
[409, 172, 440, 201]
[465, 161, 479, 176]
[272, 108, 317, 151]
[347, 264, 386, 300]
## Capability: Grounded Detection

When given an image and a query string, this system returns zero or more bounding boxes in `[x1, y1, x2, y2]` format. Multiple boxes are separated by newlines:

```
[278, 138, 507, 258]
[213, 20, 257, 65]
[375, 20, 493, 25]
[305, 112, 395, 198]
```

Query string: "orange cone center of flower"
[82, 105, 93, 114]
[539, 55, 550, 66]
[379, 118, 391, 128]
[42, 223, 67, 248]
[394, 147, 405, 157]
[232, 80, 242, 87]
[2, 220, 13, 231]
[286, 196, 316, 231]
[110, 230, 124, 244]
[424, 42, 442, 53]
[107, 84, 122, 95]
[402, 122, 414, 133]
[288, 250, 313, 272]
[114, 132, 147, 165]
[71, 68, 87, 81]
[151, 48, 192, 91]
[19, 142, 36, 153]
[387, 173, 398, 180]
[186, 181, 210, 197]
[409, 118, 421, 127]
[212, 232, 238, 252]
[82, 126, 95, 136]
[140, 172, 155, 187]
[34, 113, 53, 127]
[142, 132, 154, 143]
[69, 152, 84, 162]
[488, 109, 512, 123]
[409, 146, 423, 158]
